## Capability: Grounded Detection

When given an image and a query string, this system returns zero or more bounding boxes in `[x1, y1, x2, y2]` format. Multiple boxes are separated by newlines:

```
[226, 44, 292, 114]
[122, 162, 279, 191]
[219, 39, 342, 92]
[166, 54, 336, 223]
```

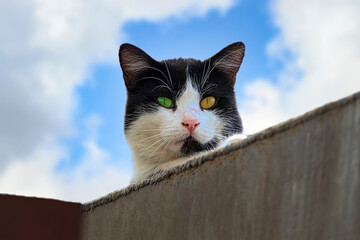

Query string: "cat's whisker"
[127, 129, 168, 135]
[126, 127, 164, 132]
[200, 58, 212, 89]
[147, 137, 173, 159]
[146, 66, 170, 83]
[136, 130, 182, 150]
[138, 137, 166, 157]
[137, 131, 179, 144]
[203, 59, 211, 82]
[202, 82, 219, 93]
[137, 76, 172, 92]
[163, 60, 174, 88]
[204, 58, 212, 83]
[158, 138, 174, 162]
[201, 59, 208, 85]
[151, 85, 170, 92]
[136, 135, 164, 144]
[136, 133, 178, 144]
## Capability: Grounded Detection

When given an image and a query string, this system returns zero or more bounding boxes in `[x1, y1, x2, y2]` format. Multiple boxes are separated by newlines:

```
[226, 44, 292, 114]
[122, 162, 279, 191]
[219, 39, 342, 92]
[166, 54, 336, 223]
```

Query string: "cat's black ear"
[207, 42, 245, 83]
[119, 43, 156, 89]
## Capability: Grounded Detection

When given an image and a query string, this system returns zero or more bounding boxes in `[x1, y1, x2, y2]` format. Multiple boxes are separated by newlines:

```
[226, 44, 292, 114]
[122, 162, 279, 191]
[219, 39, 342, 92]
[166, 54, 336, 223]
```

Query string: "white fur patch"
[218, 133, 248, 148]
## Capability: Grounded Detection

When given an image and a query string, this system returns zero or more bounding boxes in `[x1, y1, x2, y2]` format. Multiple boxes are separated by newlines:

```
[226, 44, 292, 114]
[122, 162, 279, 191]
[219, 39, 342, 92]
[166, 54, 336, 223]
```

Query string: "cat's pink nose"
[182, 119, 200, 134]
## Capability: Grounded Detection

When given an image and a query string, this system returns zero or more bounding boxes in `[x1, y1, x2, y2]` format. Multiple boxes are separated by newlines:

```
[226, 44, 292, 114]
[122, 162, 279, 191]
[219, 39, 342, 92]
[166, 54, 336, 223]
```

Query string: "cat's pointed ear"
[207, 42, 245, 83]
[119, 43, 156, 88]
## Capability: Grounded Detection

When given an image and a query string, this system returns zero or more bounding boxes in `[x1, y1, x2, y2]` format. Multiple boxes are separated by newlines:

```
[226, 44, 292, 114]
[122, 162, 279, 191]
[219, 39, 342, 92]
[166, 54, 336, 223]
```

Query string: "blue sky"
[1, 0, 359, 202]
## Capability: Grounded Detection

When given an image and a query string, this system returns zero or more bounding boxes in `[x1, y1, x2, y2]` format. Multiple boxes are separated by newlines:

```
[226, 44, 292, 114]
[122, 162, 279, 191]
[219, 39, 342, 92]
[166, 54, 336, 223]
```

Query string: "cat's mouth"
[184, 136, 194, 142]
[180, 135, 218, 156]
[173, 134, 218, 156]
[174, 135, 193, 144]
[174, 136, 193, 146]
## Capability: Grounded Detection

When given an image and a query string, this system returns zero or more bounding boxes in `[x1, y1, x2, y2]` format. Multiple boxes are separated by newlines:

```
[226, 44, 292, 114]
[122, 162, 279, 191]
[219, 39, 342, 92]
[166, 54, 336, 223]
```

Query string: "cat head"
[119, 42, 245, 166]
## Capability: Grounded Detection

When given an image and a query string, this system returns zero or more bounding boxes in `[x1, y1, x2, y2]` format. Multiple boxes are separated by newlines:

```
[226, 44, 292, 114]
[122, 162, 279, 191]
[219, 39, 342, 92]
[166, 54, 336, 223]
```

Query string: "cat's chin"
[168, 135, 208, 156]
[180, 136, 218, 156]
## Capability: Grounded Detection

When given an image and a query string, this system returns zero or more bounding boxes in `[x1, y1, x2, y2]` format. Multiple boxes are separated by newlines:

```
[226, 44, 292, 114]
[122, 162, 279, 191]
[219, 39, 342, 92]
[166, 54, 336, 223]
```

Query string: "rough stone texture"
[82, 91, 360, 240]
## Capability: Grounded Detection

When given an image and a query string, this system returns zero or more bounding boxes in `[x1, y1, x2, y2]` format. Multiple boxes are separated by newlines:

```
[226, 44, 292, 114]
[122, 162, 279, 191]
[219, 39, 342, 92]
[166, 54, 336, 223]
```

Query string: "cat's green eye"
[157, 96, 173, 108]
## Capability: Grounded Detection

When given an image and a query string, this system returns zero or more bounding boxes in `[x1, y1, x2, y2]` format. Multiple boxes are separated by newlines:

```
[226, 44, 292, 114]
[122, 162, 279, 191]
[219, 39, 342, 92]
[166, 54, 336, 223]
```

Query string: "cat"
[119, 42, 246, 183]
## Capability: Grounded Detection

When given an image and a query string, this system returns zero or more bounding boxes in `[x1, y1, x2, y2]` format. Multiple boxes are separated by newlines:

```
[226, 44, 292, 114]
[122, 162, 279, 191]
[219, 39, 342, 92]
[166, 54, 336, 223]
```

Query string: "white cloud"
[0, 114, 132, 202]
[0, 0, 234, 201]
[58, 114, 132, 202]
[238, 79, 287, 134]
[0, 145, 63, 199]
[239, 0, 360, 134]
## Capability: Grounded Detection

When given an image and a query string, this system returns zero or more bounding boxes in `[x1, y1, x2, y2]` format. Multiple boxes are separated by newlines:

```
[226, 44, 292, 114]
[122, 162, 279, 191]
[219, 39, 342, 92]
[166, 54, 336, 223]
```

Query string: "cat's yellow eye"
[157, 96, 173, 108]
[201, 96, 216, 109]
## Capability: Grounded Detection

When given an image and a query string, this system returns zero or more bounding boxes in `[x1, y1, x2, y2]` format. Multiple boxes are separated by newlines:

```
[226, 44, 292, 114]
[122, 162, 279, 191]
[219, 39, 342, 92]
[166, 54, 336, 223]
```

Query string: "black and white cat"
[119, 42, 246, 182]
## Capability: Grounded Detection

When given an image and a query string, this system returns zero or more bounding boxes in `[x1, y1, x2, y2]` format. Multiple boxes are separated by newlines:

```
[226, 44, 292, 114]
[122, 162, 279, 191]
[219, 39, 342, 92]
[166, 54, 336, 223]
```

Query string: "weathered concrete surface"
[82, 91, 360, 240]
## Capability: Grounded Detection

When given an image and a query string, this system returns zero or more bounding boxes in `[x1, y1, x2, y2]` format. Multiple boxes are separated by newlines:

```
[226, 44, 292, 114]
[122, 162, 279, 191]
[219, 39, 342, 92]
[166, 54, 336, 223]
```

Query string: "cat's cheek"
[197, 113, 224, 143]
[192, 128, 214, 144]
[170, 141, 185, 152]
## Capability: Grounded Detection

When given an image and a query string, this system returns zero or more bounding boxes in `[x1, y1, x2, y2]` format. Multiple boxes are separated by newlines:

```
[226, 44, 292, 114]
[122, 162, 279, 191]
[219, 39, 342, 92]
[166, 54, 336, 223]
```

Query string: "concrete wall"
[82, 91, 360, 240]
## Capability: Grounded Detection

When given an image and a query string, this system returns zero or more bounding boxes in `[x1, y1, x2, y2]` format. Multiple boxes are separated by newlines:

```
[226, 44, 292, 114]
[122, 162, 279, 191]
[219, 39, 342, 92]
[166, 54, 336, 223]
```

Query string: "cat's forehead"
[132, 58, 203, 95]
[164, 58, 208, 89]
[176, 80, 200, 105]
[129, 56, 230, 98]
